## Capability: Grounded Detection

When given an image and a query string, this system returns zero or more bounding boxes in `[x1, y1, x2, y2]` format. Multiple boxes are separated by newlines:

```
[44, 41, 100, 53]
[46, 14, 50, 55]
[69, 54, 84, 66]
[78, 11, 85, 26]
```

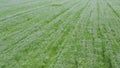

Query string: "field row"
[0, 0, 120, 68]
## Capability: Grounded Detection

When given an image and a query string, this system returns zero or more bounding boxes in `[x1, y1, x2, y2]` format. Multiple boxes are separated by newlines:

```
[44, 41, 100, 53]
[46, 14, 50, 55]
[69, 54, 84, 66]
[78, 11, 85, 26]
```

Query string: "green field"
[0, 0, 120, 68]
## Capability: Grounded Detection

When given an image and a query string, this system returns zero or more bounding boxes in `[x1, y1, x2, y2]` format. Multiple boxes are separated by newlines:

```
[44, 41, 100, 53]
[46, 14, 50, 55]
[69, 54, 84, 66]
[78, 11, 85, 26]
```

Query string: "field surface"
[0, 0, 120, 68]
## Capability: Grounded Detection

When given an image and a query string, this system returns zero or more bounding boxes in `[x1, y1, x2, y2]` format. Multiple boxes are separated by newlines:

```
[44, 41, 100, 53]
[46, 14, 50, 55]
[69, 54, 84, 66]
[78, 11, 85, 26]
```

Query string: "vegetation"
[0, 0, 120, 68]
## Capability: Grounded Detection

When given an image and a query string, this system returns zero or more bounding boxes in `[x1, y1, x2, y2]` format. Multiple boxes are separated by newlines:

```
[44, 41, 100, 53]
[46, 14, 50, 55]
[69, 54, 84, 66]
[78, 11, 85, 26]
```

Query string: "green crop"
[0, 0, 120, 68]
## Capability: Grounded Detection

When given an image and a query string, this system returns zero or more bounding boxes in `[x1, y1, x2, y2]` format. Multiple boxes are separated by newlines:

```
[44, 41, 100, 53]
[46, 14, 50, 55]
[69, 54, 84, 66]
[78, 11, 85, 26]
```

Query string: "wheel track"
[1, 0, 44, 7]
[50, 0, 92, 67]
[73, 10, 93, 68]
[96, 0, 119, 67]
[59, 1, 92, 68]
[0, 4, 49, 21]
[0, 0, 78, 37]
[0, 0, 80, 54]
[103, 0, 120, 19]
[74, 5, 93, 68]
[0, 8, 70, 54]
[0, 0, 78, 39]
[0, 5, 47, 31]
[0, 0, 69, 22]
[9, 0, 90, 67]
[0, 0, 81, 67]
[97, 0, 111, 67]
[100, 0, 120, 34]
[27, 0, 84, 57]
[0, 0, 72, 37]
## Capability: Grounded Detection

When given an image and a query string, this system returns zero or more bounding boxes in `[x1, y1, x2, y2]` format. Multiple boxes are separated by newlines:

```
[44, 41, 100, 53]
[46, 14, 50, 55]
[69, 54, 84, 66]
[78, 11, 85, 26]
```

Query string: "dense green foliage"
[0, 0, 120, 68]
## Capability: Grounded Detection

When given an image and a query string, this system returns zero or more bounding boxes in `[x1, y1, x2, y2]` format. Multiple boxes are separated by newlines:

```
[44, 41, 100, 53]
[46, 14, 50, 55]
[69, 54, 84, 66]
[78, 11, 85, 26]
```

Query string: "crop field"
[0, 0, 120, 68]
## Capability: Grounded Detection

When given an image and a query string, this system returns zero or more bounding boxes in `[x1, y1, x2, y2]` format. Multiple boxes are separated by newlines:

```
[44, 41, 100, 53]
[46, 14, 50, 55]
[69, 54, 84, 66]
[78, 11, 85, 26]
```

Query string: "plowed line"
[0, 1, 80, 54]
